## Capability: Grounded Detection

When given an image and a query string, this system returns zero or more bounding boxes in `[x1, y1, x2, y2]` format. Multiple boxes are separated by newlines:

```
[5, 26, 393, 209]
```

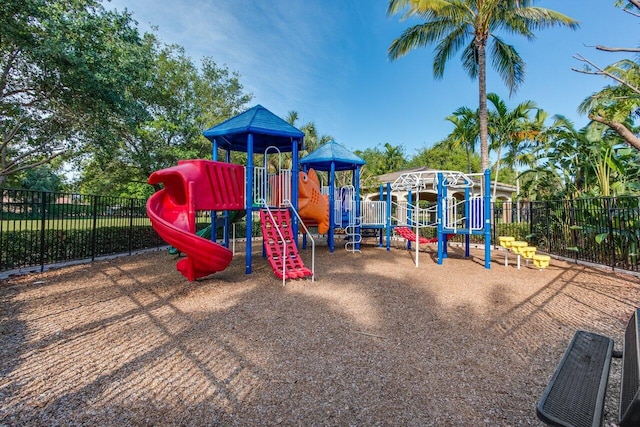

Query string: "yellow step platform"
[533, 254, 551, 269]
[521, 246, 536, 259]
[498, 236, 515, 248]
[510, 241, 528, 269]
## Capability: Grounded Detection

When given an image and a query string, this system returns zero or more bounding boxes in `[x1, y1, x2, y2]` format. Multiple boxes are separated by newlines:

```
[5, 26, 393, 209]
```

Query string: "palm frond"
[460, 43, 478, 78]
[510, 7, 580, 32]
[433, 25, 472, 78]
[388, 22, 439, 60]
[489, 36, 525, 94]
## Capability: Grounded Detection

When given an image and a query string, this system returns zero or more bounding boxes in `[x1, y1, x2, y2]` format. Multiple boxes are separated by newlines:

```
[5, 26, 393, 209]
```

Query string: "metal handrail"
[282, 199, 315, 282]
[260, 201, 288, 287]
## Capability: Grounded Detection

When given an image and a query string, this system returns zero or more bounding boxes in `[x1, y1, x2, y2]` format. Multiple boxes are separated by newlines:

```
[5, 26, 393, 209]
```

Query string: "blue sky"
[107, 0, 637, 158]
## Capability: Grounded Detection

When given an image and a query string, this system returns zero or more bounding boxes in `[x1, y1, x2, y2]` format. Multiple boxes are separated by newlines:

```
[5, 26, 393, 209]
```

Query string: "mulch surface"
[1, 241, 638, 426]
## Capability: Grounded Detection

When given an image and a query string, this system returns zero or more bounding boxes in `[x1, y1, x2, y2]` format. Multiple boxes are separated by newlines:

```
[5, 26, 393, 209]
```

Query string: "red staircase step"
[260, 209, 313, 280]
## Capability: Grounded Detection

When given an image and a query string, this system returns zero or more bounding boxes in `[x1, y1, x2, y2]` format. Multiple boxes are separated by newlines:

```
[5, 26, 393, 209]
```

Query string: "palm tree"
[381, 142, 407, 172]
[502, 107, 547, 200]
[444, 106, 479, 173]
[573, 1, 640, 150]
[286, 110, 333, 156]
[387, 0, 578, 171]
[525, 115, 618, 198]
[486, 92, 538, 199]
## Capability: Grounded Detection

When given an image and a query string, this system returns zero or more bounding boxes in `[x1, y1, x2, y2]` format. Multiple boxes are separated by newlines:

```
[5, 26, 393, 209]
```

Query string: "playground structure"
[146, 105, 497, 283]
[147, 105, 320, 284]
[384, 169, 492, 269]
[299, 139, 366, 253]
[147, 106, 371, 283]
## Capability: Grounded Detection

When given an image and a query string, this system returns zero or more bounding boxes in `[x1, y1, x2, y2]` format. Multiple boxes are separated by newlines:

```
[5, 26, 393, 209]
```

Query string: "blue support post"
[385, 182, 391, 251]
[354, 167, 361, 251]
[301, 165, 308, 250]
[245, 134, 254, 274]
[484, 168, 492, 269]
[328, 162, 335, 252]
[464, 185, 470, 257]
[292, 139, 300, 246]
[437, 173, 444, 265]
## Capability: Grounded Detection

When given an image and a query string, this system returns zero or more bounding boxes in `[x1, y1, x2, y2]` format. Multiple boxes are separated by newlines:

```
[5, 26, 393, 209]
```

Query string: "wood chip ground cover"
[1, 242, 638, 426]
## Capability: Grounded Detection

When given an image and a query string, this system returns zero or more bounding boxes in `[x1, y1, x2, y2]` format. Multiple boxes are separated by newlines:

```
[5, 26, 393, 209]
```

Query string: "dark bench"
[536, 308, 640, 427]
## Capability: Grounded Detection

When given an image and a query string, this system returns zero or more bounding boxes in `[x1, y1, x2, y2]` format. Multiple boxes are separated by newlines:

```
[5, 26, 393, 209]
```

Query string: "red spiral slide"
[146, 159, 245, 281]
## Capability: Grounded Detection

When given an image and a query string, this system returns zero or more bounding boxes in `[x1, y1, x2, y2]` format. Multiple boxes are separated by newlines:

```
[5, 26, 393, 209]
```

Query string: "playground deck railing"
[360, 201, 387, 226]
[253, 166, 292, 208]
[443, 196, 485, 232]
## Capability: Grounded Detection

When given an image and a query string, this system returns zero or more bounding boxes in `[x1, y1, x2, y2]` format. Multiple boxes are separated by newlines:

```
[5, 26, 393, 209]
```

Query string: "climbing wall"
[259, 208, 313, 280]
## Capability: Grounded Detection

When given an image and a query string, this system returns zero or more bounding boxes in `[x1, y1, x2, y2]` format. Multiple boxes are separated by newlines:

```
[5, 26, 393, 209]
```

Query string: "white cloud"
[107, 0, 351, 119]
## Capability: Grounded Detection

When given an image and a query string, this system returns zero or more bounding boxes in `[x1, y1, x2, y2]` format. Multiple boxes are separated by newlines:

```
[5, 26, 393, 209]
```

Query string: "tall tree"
[520, 116, 638, 199]
[577, 59, 640, 151]
[486, 93, 538, 198]
[20, 165, 63, 192]
[355, 142, 408, 188]
[502, 107, 547, 198]
[272, 111, 333, 175]
[79, 38, 251, 197]
[380, 142, 408, 172]
[409, 140, 481, 172]
[520, 115, 584, 199]
[444, 106, 479, 173]
[387, 0, 578, 171]
[0, 0, 147, 186]
[286, 111, 333, 155]
[573, 1, 640, 150]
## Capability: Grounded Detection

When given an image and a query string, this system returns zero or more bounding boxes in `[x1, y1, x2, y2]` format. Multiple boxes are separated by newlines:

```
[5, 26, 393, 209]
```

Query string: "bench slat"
[620, 309, 640, 427]
[537, 330, 614, 427]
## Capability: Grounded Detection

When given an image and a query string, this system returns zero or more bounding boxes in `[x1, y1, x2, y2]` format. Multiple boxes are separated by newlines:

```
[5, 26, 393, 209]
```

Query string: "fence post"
[128, 198, 135, 255]
[569, 199, 578, 263]
[529, 200, 533, 242]
[545, 201, 551, 253]
[91, 195, 98, 261]
[0, 190, 3, 269]
[492, 201, 496, 247]
[605, 198, 616, 270]
[39, 191, 47, 272]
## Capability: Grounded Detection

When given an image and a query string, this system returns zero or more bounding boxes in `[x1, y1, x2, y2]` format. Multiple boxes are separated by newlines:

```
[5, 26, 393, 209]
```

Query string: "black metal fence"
[1, 188, 165, 275]
[2, 188, 639, 275]
[529, 197, 640, 272]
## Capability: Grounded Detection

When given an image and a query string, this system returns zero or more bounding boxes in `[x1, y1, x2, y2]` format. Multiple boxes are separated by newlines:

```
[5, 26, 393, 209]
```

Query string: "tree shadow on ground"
[0, 245, 638, 425]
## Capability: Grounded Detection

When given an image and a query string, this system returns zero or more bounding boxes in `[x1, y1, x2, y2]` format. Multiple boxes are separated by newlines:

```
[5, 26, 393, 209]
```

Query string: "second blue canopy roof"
[300, 140, 365, 171]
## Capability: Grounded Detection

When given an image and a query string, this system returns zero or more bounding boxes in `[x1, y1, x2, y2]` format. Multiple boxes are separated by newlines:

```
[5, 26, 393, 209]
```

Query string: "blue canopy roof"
[300, 140, 365, 171]
[202, 104, 304, 152]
